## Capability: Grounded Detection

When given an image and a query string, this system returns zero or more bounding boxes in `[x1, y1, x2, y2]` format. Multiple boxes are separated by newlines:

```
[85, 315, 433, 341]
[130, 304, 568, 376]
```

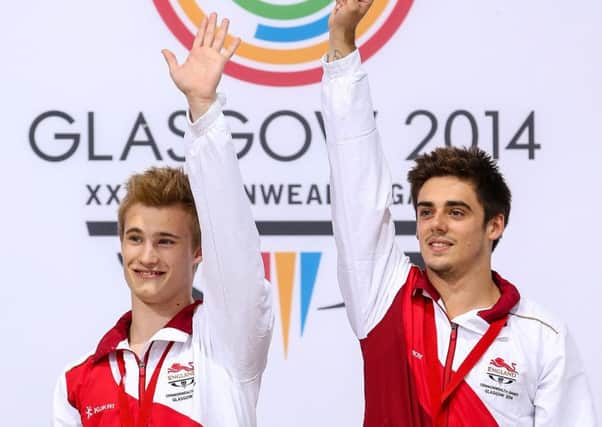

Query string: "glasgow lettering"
[29, 109, 342, 163]
[30, 109, 539, 163]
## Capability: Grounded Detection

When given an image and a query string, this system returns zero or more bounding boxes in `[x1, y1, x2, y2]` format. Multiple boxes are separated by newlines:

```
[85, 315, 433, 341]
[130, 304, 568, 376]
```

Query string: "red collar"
[412, 269, 520, 324]
[478, 272, 520, 323]
[92, 299, 202, 363]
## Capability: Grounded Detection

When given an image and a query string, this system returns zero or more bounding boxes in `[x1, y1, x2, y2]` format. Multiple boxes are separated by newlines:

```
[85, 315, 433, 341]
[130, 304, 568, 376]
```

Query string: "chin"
[133, 288, 162, 303]
[425, 259, 454, 276]
[129, 280, 168, 303]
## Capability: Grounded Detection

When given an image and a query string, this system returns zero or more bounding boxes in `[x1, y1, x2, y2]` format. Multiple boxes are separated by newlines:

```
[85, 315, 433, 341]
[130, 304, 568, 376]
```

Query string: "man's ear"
[193, 246, 202, 265]
[487, 213, 505, 241]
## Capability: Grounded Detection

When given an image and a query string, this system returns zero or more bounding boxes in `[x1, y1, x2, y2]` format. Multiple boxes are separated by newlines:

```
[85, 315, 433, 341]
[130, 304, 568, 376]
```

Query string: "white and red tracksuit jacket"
[321, 50, 598, 426]
[52, 96, 274, 427]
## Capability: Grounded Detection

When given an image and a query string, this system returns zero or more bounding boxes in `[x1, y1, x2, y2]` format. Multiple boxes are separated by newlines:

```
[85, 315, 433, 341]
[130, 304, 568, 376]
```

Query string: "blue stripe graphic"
[254, 15, 329, 42]
[300, 252, 321, 335]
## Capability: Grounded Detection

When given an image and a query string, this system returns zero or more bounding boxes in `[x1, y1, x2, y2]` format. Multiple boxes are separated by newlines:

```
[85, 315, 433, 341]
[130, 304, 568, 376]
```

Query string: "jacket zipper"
[135, 343, 154, 409]
[138, 357, 146, 408]
[441, 323, 458, 427]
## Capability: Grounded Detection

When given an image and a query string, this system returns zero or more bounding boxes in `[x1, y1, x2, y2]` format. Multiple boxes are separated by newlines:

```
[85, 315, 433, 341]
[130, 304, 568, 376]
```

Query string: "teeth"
[137, 271, 162, 277]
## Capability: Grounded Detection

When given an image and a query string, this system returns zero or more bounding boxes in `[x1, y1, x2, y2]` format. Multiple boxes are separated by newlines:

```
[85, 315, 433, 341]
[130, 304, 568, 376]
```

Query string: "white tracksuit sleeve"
[321, 50, 411, 339]
[185, 95, 274, 382]
[534, 325, 598, 426]
[52, 374, 82, 426]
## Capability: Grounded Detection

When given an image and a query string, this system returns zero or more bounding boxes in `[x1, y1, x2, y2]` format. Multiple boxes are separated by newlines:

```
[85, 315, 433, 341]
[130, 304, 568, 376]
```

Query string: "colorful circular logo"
[153, 0, 413, 86]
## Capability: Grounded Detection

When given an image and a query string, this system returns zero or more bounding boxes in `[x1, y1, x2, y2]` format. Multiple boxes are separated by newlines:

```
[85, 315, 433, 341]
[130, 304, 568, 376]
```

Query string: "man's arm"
[52, 374, 82, 426]
[163, 14, 273, 382]
[533, 326, 598, 426]
[323, 0, 411, 339]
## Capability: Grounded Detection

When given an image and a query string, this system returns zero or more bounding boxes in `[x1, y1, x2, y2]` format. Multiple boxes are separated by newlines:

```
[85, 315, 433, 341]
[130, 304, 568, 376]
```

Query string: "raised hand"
[327, 0, 373, 61]
[162, 13, 241, 121]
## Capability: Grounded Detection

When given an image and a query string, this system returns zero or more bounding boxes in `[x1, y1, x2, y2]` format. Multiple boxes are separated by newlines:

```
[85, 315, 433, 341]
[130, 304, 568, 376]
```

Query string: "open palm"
[162, 13, 241, 117]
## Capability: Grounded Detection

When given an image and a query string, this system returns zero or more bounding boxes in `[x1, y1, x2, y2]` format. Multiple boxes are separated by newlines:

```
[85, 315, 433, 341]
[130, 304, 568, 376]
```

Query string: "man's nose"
[139, 242, 159, 265]
[431, 211, 448, 234]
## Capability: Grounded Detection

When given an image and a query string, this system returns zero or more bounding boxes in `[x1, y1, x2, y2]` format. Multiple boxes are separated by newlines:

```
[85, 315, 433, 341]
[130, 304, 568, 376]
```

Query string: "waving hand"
[328, 0, 374, 61]
[162, 13, 241, 121]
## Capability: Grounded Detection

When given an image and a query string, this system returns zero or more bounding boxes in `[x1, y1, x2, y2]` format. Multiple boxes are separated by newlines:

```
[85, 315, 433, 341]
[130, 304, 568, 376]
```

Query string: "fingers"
[202, 12, 217, 47]
[212, 18, 230, 51]
[333, 0, 343, 14]
[161, 49, 178, 73]
[192, 16, 208, 49]
[359, 0, 374, 13]
[223, 37, 241, 59]
[192, 12, 238, 57]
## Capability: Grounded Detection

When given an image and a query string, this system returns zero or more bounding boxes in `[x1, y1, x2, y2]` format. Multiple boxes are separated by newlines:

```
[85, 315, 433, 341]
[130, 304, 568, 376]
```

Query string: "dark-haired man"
[322, 1, 596, 425]
[53, 13, 273, 426]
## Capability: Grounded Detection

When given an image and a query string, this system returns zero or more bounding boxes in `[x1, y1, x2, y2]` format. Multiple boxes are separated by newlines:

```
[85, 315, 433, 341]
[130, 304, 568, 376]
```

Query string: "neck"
[129, 293, 193, 355]
[427, 264, 500, 320]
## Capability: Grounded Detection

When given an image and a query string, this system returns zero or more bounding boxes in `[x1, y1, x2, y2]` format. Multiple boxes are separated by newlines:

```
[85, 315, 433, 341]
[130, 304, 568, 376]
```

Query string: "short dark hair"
[118, 167, 201, 250]
[407, 147, 511, 251]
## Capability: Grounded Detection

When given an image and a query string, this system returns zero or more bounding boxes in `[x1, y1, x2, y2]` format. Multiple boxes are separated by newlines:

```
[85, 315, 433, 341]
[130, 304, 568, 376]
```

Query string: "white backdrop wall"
[1, 1, 600, 425]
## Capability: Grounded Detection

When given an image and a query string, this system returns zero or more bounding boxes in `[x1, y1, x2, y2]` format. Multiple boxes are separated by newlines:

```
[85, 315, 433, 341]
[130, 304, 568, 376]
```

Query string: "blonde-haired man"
[53, 13, 273, 427]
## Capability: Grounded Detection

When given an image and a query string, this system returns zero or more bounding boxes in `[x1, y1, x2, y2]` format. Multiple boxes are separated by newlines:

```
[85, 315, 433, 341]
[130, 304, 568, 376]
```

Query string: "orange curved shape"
[178, 0, 388, 65]
[275, 252, 296, 358]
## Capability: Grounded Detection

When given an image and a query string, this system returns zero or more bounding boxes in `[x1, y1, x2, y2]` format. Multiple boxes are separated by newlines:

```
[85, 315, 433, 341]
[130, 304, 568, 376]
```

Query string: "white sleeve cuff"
[321, 49, 362, 80]
[187, 93, 227, 139]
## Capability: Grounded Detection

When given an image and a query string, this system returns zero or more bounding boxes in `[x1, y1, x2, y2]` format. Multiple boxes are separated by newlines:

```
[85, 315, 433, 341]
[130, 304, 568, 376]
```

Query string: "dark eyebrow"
[415, 200, 473, 211]
[445, 200, 472, 211]
[416, 201, 434, 208]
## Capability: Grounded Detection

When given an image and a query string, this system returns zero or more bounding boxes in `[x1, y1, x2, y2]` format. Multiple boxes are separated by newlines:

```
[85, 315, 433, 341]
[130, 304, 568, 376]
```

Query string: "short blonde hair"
[118, 167, 201, 249]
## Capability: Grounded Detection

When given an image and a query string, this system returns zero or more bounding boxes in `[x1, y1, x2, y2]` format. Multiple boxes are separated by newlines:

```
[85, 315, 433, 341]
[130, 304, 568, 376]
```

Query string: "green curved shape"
[234, 0, 332, 20]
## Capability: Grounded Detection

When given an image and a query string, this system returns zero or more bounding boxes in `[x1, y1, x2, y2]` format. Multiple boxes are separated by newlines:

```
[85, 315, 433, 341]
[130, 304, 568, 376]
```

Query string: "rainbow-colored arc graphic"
[153, 0, 413, 86]
[262, 251, 321, 358]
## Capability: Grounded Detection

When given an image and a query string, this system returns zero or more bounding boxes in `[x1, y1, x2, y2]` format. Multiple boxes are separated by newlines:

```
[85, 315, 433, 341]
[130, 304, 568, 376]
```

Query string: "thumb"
[161, 49, 178, 73]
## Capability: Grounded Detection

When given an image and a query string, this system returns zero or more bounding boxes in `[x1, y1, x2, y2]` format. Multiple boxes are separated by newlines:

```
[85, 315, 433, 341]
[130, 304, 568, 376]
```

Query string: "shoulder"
[504, 296, 582, 390]
[509, 296, 565, 337]
[507, 296, 572, 367]
[62, 352, 96, 377]
[55, 352, 96, 409]
[61, 352, 99, 393]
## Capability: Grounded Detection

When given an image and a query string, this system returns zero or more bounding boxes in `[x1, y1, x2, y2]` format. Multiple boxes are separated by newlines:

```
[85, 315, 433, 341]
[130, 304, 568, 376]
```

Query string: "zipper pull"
[138, 361, 146, 383]
[451, 323, 458, 334]
[138, 359, 147, 402]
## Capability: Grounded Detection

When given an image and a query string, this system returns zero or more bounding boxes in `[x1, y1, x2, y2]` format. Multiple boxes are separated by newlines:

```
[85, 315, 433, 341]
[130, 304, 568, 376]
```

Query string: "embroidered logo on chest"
[479, 356, 520, 401]
[165, 361, 195, 402]
[487, 357, 518, 384]
[167, 362, 195, 388]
